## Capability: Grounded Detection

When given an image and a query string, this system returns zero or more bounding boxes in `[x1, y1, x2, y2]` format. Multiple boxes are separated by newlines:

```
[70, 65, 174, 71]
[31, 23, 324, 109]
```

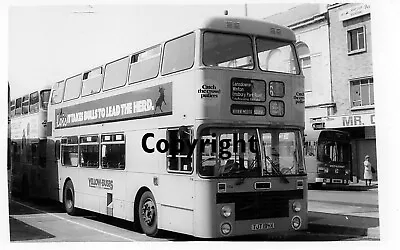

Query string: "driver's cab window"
[167, 127, 193, 173]
[200, 130, 260, 177]
[317, 142, 333, 162]
[262, 131, 298, 174]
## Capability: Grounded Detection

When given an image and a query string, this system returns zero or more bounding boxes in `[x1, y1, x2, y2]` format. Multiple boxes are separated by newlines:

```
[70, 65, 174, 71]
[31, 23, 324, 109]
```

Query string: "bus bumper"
[315, 178, 350, 185]
[216, 213, 308, 238]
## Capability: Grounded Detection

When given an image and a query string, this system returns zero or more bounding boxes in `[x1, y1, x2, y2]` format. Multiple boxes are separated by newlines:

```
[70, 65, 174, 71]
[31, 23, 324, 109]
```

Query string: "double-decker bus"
[46, 16, 306, 238]
[304, 129, 352, 189]
[8, 82, 11, 196]
[9, 87, 53, 198]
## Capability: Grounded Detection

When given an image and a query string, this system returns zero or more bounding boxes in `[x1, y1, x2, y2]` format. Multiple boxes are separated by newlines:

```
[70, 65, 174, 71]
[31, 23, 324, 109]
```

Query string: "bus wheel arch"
[135, 188, 159, 237]
[63, 178, 77, 215]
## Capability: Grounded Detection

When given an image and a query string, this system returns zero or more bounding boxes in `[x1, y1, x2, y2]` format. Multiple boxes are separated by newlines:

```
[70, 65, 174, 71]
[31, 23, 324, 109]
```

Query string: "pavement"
[316, 180, 379, 191]
[307, 180, 379, 239]
[8, 181, 380, 241]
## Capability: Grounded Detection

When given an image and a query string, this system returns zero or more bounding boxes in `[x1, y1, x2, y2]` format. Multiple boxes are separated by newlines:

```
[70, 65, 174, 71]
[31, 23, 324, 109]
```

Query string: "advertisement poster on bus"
[10, 115, 39, 140]
[55, 82, 172, 129]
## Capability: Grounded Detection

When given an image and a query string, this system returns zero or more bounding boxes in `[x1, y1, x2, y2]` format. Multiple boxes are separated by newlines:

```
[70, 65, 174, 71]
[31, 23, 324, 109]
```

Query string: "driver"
[218, 159, 238, 176]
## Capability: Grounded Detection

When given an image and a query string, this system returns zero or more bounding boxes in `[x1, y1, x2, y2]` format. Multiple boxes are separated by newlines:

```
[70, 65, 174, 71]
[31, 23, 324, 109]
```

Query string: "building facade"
[321, 3, 375, 181]
[264, 3, 334, 134]
[264, 3, 376, 182]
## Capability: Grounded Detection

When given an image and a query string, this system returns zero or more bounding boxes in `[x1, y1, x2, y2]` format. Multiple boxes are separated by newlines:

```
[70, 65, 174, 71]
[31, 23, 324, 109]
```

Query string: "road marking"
[11, 200, 136, 242]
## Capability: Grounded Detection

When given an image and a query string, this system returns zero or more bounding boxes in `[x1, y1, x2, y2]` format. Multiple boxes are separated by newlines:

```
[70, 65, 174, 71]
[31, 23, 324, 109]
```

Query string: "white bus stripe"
[12, 200, 136, 242]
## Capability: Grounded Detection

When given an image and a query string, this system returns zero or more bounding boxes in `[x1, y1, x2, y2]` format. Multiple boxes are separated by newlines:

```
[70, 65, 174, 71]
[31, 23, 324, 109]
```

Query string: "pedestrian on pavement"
[363, 155, 373, 186]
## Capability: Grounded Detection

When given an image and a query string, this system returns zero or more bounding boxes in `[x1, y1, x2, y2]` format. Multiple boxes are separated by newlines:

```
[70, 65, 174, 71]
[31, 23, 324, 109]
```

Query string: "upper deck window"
[82, 67, 103, 96]
[256, 38, 299, 75]
[202, 32, 254, 69]
[15, 98, 22, 116]
[64, 75, 82, 101]
[22, 95, 29, 114]
[129, 45, 161, 84]
[161, 33, 195, 75]
[51, 81, 65, 105]
[29, 91, 39, 113]
[40, 90, 50, 110]
[103, 56, 129, 91]
[10, 100, 15, 117]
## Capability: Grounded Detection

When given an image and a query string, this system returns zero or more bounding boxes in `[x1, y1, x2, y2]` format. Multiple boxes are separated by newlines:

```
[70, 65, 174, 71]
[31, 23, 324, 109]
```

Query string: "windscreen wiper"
[255, 129, 289, 183]
[265, 156, 290, 184]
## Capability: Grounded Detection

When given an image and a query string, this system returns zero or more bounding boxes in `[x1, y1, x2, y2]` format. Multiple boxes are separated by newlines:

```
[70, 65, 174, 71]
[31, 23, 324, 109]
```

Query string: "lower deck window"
[80, 145, 99, 167]
[62, 145, 78, 166]
[61, 136, 78, 167]
[167, 127, 193, 173]
[101, 134, 125, 169]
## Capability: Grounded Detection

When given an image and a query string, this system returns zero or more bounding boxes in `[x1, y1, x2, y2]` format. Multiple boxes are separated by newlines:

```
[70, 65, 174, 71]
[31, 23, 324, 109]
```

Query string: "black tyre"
[138, 191, 159, 236]
[63, 180, 77, 215]
[313, 183, 323, 190]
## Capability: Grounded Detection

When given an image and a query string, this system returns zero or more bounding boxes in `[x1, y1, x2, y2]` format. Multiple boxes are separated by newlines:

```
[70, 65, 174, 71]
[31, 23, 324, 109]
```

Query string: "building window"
[101, 134, 125, 170]
[296, 43, 312, 92]
[167, 127, 193, 173]
[350, 77, 374, 107]
[347, 27, 366, 54]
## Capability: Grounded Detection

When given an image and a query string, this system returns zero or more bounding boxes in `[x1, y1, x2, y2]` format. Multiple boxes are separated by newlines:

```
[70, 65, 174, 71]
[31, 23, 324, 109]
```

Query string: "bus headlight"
[345, 169, 350, 175]
[221, 205, 232, 218]
[324, 168, 329, 173]
[292, 201, 302, 212]
[291, 216, 302, 230]
[221, 222, 232, 235]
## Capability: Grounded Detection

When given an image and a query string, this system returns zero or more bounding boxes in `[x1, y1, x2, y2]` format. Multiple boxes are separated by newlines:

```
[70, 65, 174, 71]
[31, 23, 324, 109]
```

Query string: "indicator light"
[269, 101, 285, 117]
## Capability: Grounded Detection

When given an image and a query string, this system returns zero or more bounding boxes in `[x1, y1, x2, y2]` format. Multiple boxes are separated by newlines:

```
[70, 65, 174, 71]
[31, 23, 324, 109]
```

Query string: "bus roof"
[200, 16, 296, 42]
[11, 86, 52, 101]
[305, 129, 350, 142]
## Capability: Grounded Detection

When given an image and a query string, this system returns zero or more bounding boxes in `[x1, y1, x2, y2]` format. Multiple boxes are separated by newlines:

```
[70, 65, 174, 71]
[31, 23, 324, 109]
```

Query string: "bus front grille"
[216, 190, 303, 221]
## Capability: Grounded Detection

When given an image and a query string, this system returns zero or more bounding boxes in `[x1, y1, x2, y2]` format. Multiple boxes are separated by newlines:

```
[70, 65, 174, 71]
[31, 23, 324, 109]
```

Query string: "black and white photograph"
[3, 0, 398, 246]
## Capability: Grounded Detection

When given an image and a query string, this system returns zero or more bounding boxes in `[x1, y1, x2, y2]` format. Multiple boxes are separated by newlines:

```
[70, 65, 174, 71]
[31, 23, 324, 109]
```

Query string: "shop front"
[312, 112, 377, 182]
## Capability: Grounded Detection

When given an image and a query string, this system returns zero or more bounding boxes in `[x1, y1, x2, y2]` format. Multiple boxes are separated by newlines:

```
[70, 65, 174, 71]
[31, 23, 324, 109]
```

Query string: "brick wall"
[328, 3, 373, 115]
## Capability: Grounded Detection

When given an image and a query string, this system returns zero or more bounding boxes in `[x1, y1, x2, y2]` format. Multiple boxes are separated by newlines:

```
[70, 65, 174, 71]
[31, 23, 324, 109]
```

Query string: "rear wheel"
[138, 191, 159, 237]
[313, 183, 323, 189]
[63, 180, 77, 215]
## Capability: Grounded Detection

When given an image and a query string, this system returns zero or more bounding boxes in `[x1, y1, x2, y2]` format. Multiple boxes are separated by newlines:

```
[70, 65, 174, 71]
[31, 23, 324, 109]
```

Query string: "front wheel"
[63, 180, 77, 215]
[138, 191, 159, 237]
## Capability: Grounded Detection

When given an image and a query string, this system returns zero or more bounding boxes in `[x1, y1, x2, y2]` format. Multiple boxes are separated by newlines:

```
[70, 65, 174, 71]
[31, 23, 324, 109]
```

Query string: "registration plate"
[251, 222, 275, 231]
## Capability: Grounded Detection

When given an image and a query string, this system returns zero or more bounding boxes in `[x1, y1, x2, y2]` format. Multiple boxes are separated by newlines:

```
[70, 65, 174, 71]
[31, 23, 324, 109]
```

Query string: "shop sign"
[324, 113, 375, 128]
[339, 3, 371, 21]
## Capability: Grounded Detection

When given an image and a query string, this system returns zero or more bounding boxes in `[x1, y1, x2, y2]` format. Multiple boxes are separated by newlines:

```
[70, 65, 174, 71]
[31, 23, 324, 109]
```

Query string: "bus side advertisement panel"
[54, 82, 172, 129]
